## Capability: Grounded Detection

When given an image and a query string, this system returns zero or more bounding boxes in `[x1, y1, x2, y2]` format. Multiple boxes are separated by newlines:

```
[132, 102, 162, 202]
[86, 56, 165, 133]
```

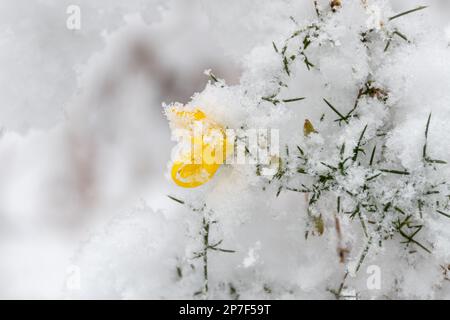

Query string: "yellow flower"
[167, 106, 230, 188]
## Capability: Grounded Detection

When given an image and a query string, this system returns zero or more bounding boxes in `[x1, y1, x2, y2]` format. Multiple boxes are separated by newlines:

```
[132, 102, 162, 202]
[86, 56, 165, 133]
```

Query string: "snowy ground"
[1, 0, 450, 299]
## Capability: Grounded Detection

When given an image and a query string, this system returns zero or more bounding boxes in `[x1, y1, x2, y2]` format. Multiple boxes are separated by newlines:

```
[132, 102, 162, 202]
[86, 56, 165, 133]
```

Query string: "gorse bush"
[164, 1, 450, 299]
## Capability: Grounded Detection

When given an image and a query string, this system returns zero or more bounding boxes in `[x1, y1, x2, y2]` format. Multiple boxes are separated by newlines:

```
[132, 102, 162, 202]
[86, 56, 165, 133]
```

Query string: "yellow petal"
[167, 107, 206, 130]
[171, 161, 220, 188]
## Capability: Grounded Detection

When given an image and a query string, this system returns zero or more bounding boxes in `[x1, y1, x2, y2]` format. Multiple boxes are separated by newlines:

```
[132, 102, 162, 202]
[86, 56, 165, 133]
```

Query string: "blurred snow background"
[0, 0, 449, 299]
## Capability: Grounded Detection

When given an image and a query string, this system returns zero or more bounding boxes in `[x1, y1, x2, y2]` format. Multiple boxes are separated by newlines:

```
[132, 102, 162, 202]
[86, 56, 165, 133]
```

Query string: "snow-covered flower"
[166, 105, 231, 188]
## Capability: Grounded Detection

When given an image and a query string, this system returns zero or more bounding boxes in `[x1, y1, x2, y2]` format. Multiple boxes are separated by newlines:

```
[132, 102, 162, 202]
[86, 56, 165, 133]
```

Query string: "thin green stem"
[388, 6, 428, 21]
